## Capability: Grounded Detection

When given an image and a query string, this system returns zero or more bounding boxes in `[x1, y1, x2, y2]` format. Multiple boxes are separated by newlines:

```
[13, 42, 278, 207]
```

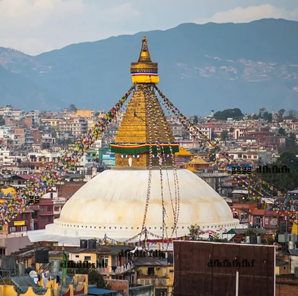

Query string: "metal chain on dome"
[148, 87, 170, 240]
[153, 90, 183, 236]
[150, 88, 181, 239]
[148, 88, 167, 241]
[143, 85, 167, 241]
[140, 85, 154, 241]
[143, 87, 169, 225]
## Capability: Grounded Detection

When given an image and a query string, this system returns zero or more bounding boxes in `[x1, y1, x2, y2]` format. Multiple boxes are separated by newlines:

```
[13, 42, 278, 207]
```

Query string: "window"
[84, 256, 91, 261]
[54, 207, 59, 211]
[40, 206, 46, 212]
[41, 217, 46, 222]
[18, 181, 22, 185]
[148, 267, 154, 276]
[98, 256, 109, 268]
[47, 206, 52, 212]
[155, 288, 168, 296]
[10, 227, 16, 232]
[240, 213, 248, 223]
[21, 226, 27, 232]
[48, 217, 52, 222]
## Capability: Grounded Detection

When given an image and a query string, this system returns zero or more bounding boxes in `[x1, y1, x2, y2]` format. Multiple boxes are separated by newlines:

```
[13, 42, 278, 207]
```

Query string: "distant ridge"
[0, 18, 297, 114]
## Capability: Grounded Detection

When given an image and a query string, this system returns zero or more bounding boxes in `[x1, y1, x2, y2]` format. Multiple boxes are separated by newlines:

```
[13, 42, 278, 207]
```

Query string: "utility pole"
[235, 271, 239, 296]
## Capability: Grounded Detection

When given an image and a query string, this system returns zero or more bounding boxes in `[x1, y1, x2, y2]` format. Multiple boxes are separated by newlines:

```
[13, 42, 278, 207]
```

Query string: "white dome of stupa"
[43, 169, 238, 240]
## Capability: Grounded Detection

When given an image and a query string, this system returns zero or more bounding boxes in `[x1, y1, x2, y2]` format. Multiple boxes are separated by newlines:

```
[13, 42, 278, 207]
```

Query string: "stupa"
[28, 36, 238, 244]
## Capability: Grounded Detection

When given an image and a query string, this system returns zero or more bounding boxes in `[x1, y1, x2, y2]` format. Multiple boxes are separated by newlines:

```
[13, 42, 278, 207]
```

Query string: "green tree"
[88, 269, 106, 288]
[277, 109, 285, 122]
[278, 127, 286, 136]
[188, 224, 201, 240]
[193, 116, 198, 125]
[285, 109, 298, 119]
[229, 127, 234, 132]
[255, 151, 298, 191]
[220, 130, 228, 141]
[0, 116, 5, 126]
[69, 104, 77, 112]
[279, 151, 298, 173]
[252, 114, 259, 120]
[263, 112, 272, 122]
[279, 133, 298, 154]
[213, 108, 243, 120]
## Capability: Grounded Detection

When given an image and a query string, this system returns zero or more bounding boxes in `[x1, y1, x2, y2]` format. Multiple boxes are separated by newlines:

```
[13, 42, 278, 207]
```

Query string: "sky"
[0, 0, 298, 56]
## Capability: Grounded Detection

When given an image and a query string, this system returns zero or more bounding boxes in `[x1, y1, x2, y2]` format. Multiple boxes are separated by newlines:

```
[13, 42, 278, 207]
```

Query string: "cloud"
[1, 1, 298, 55]
[104, 3, 139, 19]
[0, 0, 140, 55]
[193, 4, 298, 24]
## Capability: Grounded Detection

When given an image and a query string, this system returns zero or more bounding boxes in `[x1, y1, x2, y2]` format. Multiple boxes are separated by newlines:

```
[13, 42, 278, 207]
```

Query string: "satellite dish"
[29, 270, 38, 278]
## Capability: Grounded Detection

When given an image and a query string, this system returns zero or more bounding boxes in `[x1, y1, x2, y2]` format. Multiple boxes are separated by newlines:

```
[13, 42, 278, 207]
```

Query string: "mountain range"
[0, 18, 298, 115]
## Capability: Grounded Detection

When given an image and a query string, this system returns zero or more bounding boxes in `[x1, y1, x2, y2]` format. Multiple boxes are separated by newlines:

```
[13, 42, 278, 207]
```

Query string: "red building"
[37, 196, 54, 229]
[244, 131, 286, 149]
[2, 209, 33, 234]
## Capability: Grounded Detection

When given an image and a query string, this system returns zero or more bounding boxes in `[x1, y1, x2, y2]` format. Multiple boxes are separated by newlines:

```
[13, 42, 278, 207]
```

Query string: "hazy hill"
[0, 18, 298, 114]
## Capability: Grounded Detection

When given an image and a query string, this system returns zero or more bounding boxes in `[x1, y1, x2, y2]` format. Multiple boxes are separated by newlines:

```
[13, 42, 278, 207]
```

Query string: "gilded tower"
[111, 36, 179, 168]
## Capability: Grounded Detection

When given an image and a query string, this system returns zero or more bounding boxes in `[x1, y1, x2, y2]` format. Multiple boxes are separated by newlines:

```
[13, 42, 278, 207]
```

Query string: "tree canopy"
[68, 104, 77, 112]
[213, 108, 243, 120]
[220, 130, 228, 141]
[0, 116, 4, 126]
[193, 115, 198, 125]
[255, 151, 298, 191]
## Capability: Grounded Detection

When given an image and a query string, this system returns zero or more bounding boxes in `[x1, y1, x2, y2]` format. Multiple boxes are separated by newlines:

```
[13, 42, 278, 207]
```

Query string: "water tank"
[87, 239, 97, 249]
[289, 241, 295, 250]
[257, 236, 262, 244]
[35, 250, 49, 263]
[80, 239, 87, 248]
[30, 219, 34, 231]
[51, 260, 61, 273]
[18, 263, 25, 276]
[167, 253, 173, 264]
[278, 234, 286, 243]
[250, 236, 257, 244]
[2, 256, 15, 271]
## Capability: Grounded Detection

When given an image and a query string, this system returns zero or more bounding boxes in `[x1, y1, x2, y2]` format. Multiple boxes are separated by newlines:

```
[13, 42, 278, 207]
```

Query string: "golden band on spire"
[138, 36, 152, 62]
[130, 36, 159, 84]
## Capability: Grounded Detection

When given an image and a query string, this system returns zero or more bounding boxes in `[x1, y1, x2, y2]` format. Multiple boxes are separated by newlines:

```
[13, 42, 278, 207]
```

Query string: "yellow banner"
[14, 221, 25, 226]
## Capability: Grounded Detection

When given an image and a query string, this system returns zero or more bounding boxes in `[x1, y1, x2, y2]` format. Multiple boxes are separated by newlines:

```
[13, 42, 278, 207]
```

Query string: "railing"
[97, 263, 134, 274]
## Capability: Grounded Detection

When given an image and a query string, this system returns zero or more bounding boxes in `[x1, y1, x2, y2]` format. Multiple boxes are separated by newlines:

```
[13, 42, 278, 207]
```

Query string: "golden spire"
[130, 36, 159, 84]
[138, 36, 152, 62]
[110, 36, 179, 168]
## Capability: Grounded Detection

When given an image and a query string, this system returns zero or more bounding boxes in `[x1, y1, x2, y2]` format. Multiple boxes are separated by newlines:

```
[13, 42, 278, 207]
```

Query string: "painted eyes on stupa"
[120, 155, 140, 159]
